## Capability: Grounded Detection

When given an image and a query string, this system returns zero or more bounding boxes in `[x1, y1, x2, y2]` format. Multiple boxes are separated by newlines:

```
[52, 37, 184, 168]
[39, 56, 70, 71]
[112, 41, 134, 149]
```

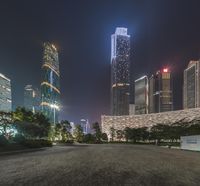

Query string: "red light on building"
[163, 68, 168, 73]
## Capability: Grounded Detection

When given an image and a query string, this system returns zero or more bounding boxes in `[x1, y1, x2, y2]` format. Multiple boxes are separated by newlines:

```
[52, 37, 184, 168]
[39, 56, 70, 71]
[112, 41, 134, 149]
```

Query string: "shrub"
[83, 134, 95, 143]
[66, 140, 74, 144]
[0, 135, 9, 146]
[13, 134, 26, 144]
[23, 139, 52, 148]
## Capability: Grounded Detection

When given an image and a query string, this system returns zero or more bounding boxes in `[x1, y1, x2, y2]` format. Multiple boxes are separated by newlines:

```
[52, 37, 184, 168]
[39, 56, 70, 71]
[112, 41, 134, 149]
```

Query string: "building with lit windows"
[24, 85, 40, 113]
[80, 119, 90, 134]
[111, 27, 130, 116]
[0, 73, 12, 112]
[135, 76, 148, 114]
[149, 68, 173, 113]
[149, 75, 155, 113]
[183, 60, 200, 109]
[41, 42, 60, 124]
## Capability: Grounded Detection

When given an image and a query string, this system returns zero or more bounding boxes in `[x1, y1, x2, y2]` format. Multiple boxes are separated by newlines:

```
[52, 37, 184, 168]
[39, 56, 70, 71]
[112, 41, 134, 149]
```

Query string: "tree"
[55, 123, 62, 140]
[83, 133, 95, 143]
[55, 120, 72, 142]
[73, 125, 84, 142]
[110, 127, 116, 141]
[13, 107, 51, 139]
[116, 130, 124, 141]
[140, 127, 149, 141]
[101, 133, 108, 142]
[124, 127, 132, 142]
[93, 122, 102, 143]
[0, 111, 13, 137]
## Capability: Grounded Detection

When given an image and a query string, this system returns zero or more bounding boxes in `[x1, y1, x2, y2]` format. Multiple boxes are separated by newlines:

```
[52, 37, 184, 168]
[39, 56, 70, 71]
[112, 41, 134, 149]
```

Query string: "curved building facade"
[41, 42, 60, 124]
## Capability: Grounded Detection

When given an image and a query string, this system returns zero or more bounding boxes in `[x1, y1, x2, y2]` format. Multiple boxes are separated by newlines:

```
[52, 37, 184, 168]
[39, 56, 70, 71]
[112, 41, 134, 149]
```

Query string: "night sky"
[0, 0, 200, 124]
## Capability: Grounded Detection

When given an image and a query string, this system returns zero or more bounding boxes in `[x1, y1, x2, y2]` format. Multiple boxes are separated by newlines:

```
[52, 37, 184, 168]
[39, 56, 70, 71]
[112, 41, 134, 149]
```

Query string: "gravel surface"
[0, 144, 200, 186]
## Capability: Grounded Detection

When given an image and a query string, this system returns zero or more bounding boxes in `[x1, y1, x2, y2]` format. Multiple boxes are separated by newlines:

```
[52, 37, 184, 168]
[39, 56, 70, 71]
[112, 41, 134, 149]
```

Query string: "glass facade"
[183, 60, 200, 109]
[0, 73, 12, 112]
[24, 85, 40, 113]
[111, 28, 130, 116]
[41, 42, 60, 124]
[135, 76, 148, 114]
[149, 70, 173, 113]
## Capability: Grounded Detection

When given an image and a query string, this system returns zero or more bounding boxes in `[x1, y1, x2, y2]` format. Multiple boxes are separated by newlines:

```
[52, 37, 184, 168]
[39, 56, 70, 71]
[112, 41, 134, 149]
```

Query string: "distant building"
[134, 76, 148, 114]
[111, 27, 131, 116]
[129, 104, 135, 115]
[24, 85, 40, 113]
[148, 75, 155, 113]
[41, 42, 60, 124]
[0, 73, 12, 112]
[183, 60, 200, 109]
[149, 68, 173, 113]
[80, 119, 90, 134]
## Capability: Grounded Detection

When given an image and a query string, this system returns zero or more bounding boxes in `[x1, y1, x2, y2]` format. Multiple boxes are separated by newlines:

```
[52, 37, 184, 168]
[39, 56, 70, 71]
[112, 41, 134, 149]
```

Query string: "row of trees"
[54, 122, 108, 143]
[0, 107, 108, 144]
[0, 107, 51, 139]
[110, 119, 200, 143]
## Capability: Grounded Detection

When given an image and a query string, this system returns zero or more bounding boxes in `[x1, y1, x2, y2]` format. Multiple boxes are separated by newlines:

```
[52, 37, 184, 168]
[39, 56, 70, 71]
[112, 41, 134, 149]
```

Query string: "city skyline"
[0, 1, 200, 123]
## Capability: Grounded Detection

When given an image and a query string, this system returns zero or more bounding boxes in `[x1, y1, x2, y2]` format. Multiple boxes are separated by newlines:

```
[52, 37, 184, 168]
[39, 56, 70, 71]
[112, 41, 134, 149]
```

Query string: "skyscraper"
[41, 42, 60, 124]
[111, 27, 130, 116]
[149, 68, 173, 113]
[135, 76, 148, 114]
[0, 73, 12, 112]
[24, 85, 40, 113]
[80, 119, 90, 134]
[183, 60, 200, 109]
[148, 75, 155, 113]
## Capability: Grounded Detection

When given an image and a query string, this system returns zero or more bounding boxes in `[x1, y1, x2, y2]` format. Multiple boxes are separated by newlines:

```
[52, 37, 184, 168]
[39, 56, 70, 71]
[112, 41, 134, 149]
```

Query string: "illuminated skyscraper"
[111, 27, 130, 116]
[183, 60, 200, 109]
[41, 42, 60, 124]
[149, 69, 173, 113]
[0, 73, 12, 112]
[80, 119, 90, 134]
[24, 85, 40, 113]
[135, 76, 148, 114]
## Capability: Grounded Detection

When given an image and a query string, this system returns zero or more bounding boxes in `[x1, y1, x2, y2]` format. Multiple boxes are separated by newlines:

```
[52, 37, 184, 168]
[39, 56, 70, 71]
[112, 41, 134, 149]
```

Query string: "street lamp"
[50, 104, 60, 125]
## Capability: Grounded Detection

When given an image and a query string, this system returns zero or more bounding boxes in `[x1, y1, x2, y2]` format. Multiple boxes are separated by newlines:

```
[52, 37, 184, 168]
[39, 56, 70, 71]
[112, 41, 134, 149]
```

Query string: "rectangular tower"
[183, 60, 200, 109]
[24, 85, 40, 113]
[41, 42, 60, 124]
[149, 68, 173, 113]
[134, 76, 148, 114]
[0, 73, 12, 112]
[148, 75, 155, 113]
[111, 27, 131, 116]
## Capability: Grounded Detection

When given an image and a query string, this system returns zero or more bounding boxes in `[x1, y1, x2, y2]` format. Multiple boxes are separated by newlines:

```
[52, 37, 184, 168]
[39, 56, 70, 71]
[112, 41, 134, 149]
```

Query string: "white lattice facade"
[101, 108, 200, 138]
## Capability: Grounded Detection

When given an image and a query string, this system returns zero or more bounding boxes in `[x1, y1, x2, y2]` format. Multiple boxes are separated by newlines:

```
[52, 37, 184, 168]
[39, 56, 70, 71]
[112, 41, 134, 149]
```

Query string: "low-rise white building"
[181, 135, 200, 151]
[101, 108, 200, 139]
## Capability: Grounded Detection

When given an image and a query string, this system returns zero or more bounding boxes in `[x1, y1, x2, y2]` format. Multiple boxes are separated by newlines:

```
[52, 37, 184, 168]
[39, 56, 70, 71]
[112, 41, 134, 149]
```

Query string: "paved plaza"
[0, 144, 200, 186]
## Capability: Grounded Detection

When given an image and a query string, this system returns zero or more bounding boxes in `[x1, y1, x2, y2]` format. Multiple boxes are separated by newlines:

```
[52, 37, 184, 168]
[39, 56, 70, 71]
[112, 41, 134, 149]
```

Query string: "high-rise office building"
[80, 119, 90, 134]
[41, 42, 60, 124]
[135, 76, 148, 114]
[111, 27, 130, 116]
[149, 68, 173, 113]
[0, 73, 12, 112]
[183, 60, 200, 109]
[148, 75, 155, 113]
[24, 85, 40, 113]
